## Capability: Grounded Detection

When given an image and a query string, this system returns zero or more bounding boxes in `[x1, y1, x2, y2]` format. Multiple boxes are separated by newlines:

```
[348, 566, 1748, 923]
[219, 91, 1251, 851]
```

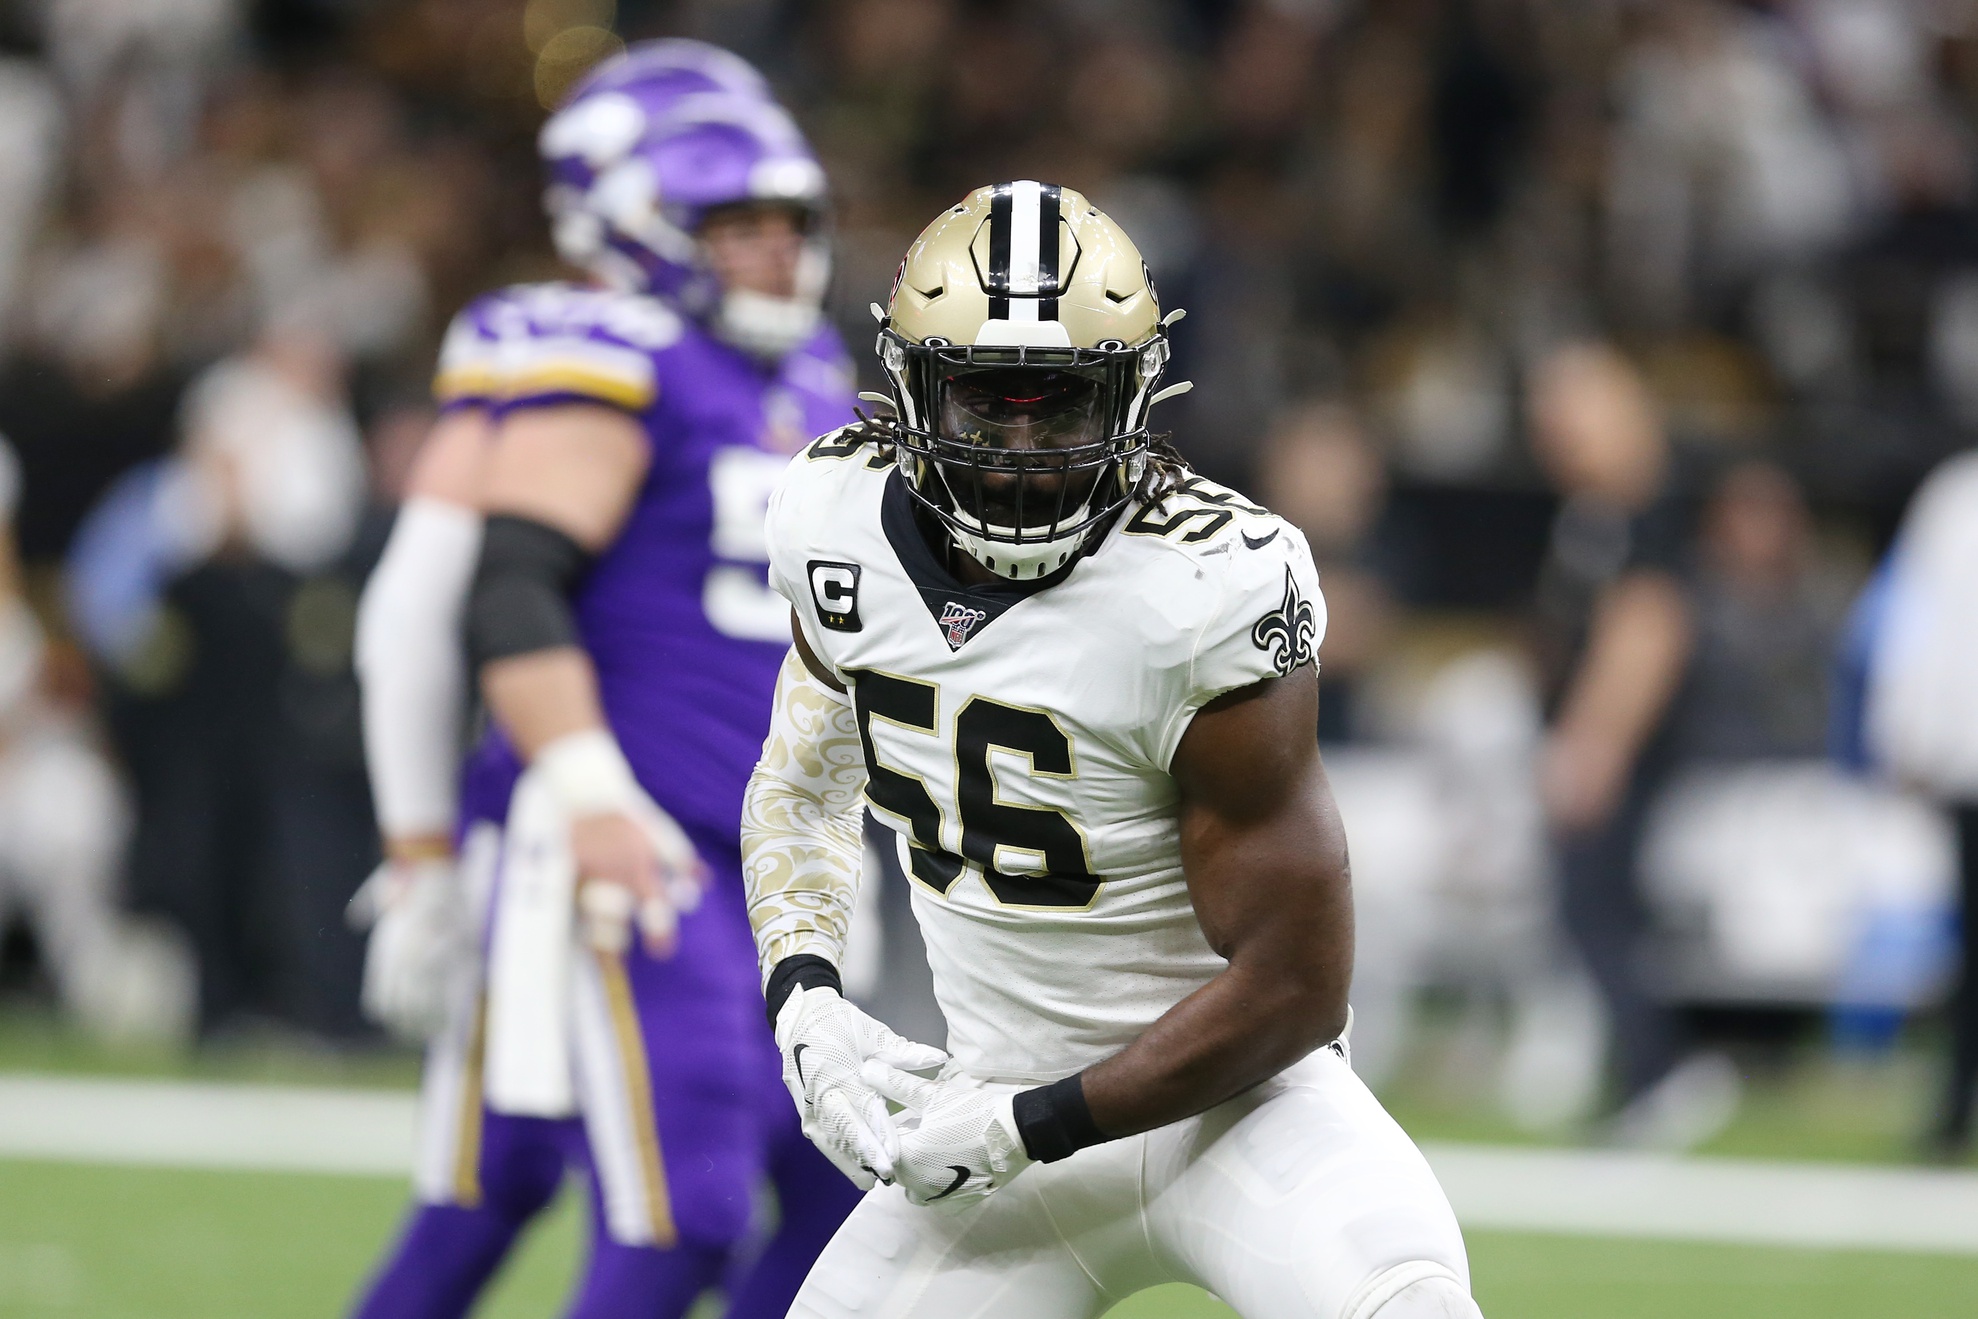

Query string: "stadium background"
[0, 0, 1976, 1316]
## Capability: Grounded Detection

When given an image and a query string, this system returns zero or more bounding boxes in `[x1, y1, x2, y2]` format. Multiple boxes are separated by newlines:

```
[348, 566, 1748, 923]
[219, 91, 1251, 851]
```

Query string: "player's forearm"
[1079, 940, 1350, 1139]
[1085, 760, 1353, 1140]
[479, 647, 611, 760]
[1014, 673, 1353, 1159]
[1006, 932, 1349, 1165]
[743, 646, 868, 996]
[480, 650, 668, 856]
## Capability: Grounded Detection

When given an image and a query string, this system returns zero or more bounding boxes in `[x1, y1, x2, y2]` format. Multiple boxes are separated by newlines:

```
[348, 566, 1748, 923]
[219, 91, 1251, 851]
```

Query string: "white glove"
[348, 858, 477, 1041]
[862, 1061, 1033, 1209]
[774, 984, 947, 1188]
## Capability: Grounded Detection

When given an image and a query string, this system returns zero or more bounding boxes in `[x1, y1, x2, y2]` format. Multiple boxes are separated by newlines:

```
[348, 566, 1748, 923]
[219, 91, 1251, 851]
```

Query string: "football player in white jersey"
[740, 182, 1482, 1319]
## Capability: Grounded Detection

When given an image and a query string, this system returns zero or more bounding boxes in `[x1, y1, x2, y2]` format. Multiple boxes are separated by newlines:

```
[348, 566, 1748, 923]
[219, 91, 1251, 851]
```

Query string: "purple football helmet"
[565, 37, 770, 104]
[540, 42, 829, 358]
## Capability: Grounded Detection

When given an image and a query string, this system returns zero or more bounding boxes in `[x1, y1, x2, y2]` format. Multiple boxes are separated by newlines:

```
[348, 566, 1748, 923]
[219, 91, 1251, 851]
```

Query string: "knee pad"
[1347, 1262, 1482, 1319]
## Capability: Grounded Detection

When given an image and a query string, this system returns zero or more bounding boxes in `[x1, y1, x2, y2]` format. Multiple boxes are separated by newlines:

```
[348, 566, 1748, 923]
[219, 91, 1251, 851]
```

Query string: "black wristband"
[465, 514, 593, 670]
[763, 954, 843, 1027]
[1011, 1072, 1109, 1163]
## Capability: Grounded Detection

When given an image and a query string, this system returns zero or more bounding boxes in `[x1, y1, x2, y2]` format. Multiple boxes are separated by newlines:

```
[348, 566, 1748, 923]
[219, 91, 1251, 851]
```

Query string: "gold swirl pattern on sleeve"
[741, 648, 869, 983]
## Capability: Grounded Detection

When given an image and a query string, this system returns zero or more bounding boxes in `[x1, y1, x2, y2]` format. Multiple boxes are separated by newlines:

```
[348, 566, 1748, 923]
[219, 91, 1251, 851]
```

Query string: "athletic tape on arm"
[741, 647, 868, 983]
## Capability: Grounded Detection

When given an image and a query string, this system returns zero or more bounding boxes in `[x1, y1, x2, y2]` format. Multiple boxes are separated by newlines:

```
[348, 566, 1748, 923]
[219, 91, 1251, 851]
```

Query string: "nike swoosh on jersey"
[930, 1165, 973, 1201]
[1241, 528, 1280, 550]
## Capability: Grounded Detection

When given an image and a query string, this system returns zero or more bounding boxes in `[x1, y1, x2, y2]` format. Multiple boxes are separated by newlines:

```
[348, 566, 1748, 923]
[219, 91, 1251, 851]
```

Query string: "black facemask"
[934, 369, 1109, 530]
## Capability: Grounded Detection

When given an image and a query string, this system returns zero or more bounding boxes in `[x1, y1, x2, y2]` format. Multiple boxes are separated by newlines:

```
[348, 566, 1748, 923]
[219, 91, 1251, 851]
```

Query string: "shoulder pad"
[498, 284, 683, 414]
[431, 288, 523, 408]
[1196, 516, 1324, 687]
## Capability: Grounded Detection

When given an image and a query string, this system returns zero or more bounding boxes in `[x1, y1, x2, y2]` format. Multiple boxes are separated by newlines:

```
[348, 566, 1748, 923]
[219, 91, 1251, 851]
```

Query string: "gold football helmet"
[873, 182, 1188, 580]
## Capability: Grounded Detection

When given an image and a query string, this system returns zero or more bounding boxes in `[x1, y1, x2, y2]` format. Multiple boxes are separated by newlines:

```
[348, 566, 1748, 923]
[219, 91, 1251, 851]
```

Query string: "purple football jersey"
[458, 283, 856, 857]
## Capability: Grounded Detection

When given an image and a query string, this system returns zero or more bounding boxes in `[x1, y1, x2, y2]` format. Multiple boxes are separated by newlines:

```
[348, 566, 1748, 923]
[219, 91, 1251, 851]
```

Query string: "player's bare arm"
[480, 404, 649, 557]
[469, 402, 702, 952]
[405, 406, 496, 507]
[475, 402, 648, 752]
[1081, 663, 1351, 1138]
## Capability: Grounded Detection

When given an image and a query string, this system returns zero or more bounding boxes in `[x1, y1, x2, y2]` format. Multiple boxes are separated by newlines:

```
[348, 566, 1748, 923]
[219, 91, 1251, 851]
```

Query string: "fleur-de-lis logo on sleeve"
[1249, 567, 1316, 676]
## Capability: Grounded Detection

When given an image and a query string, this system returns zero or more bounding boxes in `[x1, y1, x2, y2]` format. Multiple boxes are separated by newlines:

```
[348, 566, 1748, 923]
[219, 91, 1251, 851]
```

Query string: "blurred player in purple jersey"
[347, 40, 868, 1319]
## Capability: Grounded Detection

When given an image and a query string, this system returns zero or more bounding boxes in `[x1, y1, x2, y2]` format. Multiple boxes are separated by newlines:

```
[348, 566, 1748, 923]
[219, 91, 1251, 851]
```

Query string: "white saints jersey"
[766, 431, 1326, 1084]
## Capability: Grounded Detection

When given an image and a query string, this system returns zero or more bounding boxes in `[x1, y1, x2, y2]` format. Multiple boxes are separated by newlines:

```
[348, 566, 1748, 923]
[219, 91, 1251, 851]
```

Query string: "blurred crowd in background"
[0, 0, 1976, 1148]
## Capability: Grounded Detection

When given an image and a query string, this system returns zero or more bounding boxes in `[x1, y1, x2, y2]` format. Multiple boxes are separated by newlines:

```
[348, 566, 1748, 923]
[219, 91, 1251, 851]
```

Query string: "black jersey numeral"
[848, 673, 1097, 908]
[806, 431, 866, 460]
[954, 698, 1100, 908]
[1123, 504, 1230, 543]
[849, 671, 965, 892]
[1124, 478, 1270, 543]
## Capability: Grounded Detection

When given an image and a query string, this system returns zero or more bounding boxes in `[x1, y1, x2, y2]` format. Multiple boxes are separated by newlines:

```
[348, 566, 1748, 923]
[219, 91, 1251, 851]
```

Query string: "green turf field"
[3, 1157, 1977, 1319]
[6, 1005, 1976, 1315]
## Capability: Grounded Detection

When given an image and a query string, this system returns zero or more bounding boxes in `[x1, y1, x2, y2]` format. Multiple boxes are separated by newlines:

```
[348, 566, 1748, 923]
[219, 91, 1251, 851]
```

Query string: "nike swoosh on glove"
[861, 1061, 1032, 1209]
[348, 858, 477, 1042]
[774, 985, 947, 1189]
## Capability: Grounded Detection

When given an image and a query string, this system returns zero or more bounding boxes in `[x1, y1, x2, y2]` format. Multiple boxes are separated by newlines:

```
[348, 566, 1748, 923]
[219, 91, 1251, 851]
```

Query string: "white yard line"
[0, 1074, 415, 1177]
[4, 1074, 1978, 1256]
[1422, 1141, 1978, 1257]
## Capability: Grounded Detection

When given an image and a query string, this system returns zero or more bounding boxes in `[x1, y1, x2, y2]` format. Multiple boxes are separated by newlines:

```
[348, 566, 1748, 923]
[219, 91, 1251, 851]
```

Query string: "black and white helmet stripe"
[983, 181, 1063, 323]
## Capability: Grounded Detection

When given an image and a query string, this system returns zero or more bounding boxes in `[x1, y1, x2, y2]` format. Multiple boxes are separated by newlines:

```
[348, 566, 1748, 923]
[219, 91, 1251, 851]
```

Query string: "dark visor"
[938, 369, 1106, 453]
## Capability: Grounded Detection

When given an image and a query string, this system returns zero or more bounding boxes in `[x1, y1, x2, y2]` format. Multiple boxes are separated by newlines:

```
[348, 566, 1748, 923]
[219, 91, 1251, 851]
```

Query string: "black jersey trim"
[879, 469, 1085, 648]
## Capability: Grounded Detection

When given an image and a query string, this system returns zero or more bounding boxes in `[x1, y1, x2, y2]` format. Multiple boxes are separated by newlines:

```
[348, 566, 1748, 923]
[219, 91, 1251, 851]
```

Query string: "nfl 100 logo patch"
[938, 600, 987, 650]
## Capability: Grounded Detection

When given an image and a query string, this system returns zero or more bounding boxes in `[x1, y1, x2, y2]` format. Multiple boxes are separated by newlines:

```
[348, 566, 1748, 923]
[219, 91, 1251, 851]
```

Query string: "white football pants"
[789, 1047, 1478, 1319]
